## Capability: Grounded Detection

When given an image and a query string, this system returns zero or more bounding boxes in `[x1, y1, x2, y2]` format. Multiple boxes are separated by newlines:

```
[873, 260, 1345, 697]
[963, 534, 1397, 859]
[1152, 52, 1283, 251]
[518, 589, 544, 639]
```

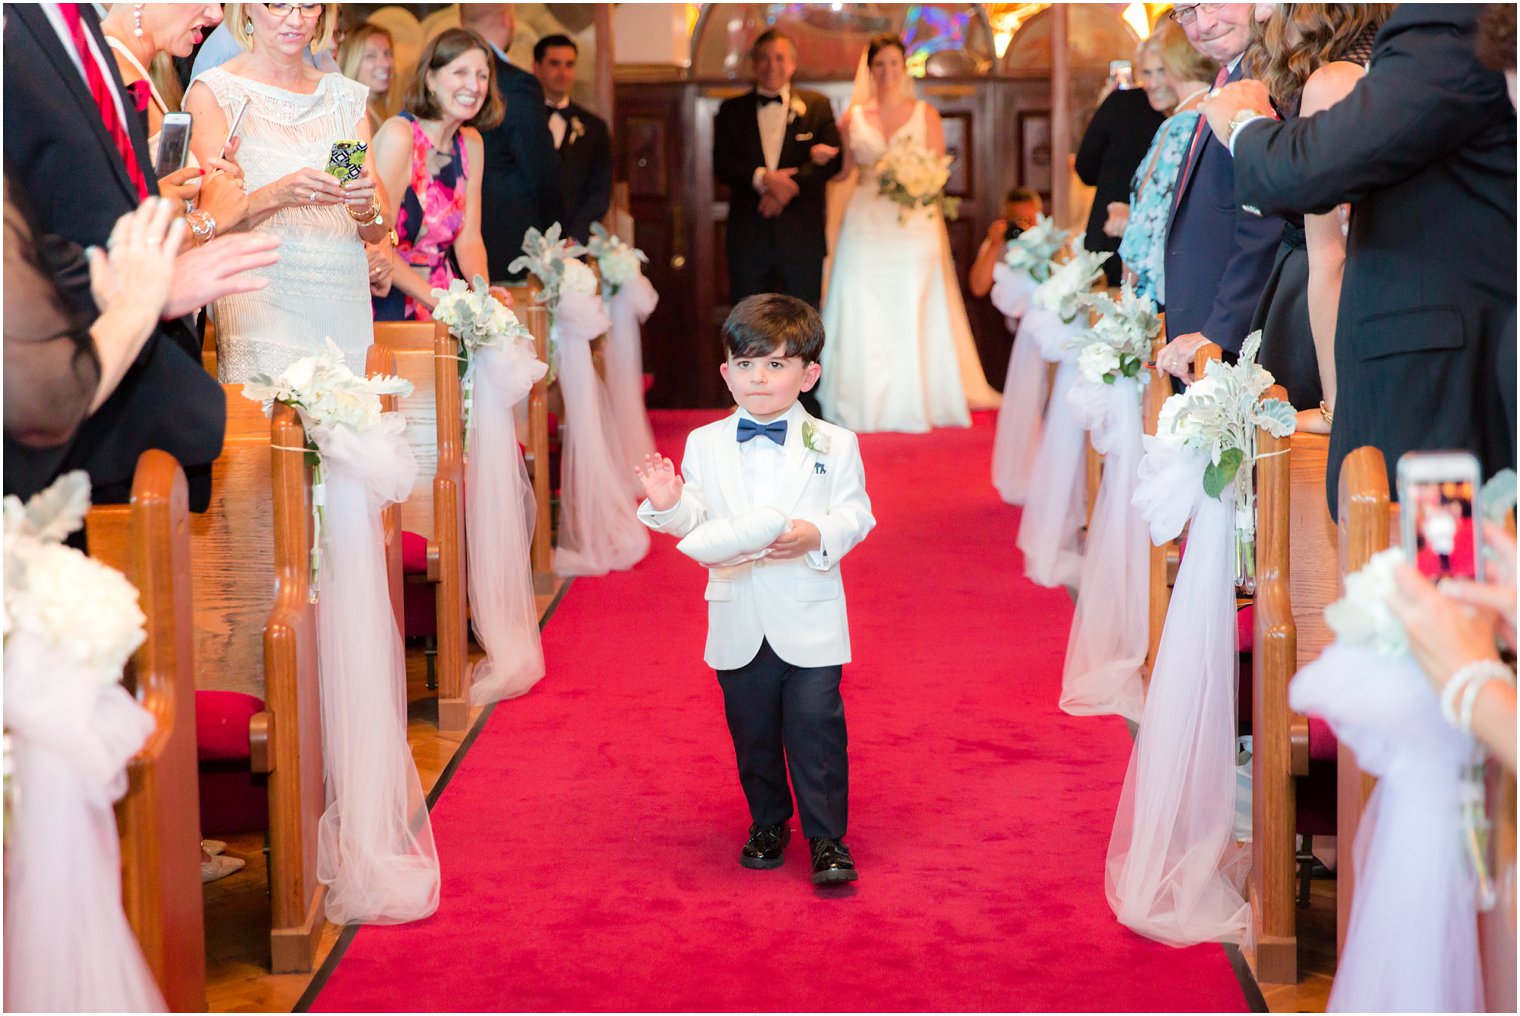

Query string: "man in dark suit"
[713, 29, 842, 414]
[460, 4, 564, 280]
[2, 3, 272, 511]
[1154, 3, 1283, 381]
[533, 34, 612, 245]
[1206, 3, 1517, 507]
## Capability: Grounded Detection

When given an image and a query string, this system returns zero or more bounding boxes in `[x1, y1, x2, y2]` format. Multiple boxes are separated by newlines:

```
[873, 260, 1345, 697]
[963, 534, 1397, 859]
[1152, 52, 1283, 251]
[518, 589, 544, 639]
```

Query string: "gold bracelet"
[1319, 400, 1334, 428]
[347, 194, 380, 224]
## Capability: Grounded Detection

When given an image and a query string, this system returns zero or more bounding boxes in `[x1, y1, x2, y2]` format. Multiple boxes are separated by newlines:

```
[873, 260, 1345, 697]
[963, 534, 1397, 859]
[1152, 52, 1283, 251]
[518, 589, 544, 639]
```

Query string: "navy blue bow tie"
[756, 92, 784, 106]
[737, 417, 787, 446]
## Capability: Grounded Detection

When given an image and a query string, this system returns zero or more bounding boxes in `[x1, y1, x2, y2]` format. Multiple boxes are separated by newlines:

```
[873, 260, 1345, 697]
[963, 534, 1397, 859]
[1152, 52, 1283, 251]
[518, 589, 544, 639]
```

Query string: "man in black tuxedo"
[533, 34, 612, 245]
[2, 3, 270, 510]
[1208, 3, 1517, 506]
[713, 29, 842, 414]
[1154, 3, 1282, 379]
[460, 4, 563, 280]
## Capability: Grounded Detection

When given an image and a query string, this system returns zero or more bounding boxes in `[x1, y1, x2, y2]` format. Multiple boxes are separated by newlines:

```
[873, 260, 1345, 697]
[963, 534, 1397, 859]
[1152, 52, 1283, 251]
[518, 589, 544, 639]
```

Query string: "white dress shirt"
[546, 96, 571, 149]
[751, 85, 790, 193]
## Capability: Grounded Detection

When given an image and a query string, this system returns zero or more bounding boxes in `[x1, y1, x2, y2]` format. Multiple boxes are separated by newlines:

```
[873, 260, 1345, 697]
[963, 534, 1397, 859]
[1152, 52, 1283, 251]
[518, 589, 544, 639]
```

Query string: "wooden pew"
[1250, 396, 1339, 984]
[498, 281, 554, 583]
[192, 393, 325, 972]
[86, 450, 207, 1012]
[368, 325, 471, 732]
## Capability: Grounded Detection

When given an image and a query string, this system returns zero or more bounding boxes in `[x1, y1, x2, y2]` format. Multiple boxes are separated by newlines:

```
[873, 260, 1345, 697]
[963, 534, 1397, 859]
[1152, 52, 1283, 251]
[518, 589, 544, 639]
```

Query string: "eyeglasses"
[1168, 3, 1226, 26]
[263, 3, 324, 18]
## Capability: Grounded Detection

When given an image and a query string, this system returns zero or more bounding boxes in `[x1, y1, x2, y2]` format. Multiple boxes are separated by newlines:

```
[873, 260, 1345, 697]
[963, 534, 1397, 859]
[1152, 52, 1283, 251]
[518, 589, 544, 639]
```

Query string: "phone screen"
[156, 114, 192, 178]
[1407, 478, 1480, 580]
[326, 140, 368, 182]
[1110, 60, 1134, 90]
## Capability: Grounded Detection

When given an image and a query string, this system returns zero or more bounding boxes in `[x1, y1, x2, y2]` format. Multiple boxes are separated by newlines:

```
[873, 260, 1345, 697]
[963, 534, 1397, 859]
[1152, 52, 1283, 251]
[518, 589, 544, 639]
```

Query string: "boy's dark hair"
[1005, 186, 1041, 206]
[722, 294, 825, 364]
[533, 33, 578, 64]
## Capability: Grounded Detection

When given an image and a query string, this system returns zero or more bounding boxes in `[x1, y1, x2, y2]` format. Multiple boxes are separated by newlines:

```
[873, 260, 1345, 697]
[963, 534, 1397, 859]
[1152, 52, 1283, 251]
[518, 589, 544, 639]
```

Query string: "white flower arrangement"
[3, 472, 145, 683]
[584, 223, 649, 297]
[560, 258, 598, 297]
[875, 134, 959, 224]
[1032, 246, 1111, 323]
[1069, 284, 1161, 387]
[431, 275, 535, 451]
[242, 342, 414, 598]
[1001, 214, 1072, 284]
[801, 419, 830, 455]
[1151, 330, 1297, 590]
[1323, 547, 1410, 657]
[506, 223, 587, 309]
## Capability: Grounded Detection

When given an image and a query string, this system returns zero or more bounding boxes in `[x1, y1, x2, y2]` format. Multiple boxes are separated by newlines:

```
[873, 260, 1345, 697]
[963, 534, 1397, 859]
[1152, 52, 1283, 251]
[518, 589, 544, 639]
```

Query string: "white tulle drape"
[989, 291, 1047, 504]
[1290, 643, 1485, 1012]
[604, 274, 659, 482]
[310, 416, 440, 925]
[551, 289, 650, 576]
[1105, 437, 1250, 945]
[1060, 375, 1148, 722]
[1015, 308, 1087, 588]
[990, 262, 1039, 322]
[3, 632, 165, 1013]
[465, 342, 548, 704]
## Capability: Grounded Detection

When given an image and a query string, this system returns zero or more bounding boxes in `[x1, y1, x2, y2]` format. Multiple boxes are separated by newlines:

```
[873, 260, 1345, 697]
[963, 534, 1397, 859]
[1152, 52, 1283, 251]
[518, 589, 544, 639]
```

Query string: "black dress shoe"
[808, 837, 858, 884]
[740, 822, 790, 869]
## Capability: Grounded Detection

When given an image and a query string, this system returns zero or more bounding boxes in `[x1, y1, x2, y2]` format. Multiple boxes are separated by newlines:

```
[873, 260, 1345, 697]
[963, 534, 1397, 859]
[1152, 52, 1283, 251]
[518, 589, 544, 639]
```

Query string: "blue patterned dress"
[1116, 109, 1199, 306]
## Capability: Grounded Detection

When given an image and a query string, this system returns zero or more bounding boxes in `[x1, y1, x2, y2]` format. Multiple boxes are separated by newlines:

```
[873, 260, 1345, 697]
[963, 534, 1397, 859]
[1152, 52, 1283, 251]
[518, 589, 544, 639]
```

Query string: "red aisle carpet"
[310, 410, 1250, 1012]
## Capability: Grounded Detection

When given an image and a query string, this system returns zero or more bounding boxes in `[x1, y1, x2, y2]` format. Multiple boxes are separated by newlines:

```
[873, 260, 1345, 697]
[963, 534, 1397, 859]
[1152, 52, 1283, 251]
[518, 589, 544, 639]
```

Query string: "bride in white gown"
[818, 35, 1000, 434]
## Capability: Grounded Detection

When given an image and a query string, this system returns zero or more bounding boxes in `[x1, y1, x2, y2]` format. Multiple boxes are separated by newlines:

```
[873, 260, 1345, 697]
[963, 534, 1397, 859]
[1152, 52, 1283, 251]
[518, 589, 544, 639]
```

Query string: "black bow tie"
[756, 92, 783, 106]
[546, 105, 566, 118]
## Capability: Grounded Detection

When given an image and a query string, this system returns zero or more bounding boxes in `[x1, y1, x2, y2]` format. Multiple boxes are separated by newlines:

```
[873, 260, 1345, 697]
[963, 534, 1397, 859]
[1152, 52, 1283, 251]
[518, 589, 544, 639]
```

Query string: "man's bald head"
[458, 3, 515, 51]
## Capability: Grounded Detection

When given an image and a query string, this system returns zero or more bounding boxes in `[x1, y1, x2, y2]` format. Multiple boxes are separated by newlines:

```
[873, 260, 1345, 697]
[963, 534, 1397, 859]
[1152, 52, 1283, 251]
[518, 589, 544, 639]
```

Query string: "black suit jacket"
[1076, 88, 1165, 285]
[1163, 60, 1284, 351]
[713, 88, 842, 268]
[549, 101, 612, 245]
[2, 5, 225, 508]
[1233, 3, 1517, 505]
[481, 55, 564, 280]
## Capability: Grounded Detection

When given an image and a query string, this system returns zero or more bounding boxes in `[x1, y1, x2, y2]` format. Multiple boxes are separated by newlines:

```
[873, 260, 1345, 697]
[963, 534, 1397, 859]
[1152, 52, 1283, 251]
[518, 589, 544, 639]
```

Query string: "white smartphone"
[1396, 450, 1484, 582]
[218, 95, 252, 160]
[155, 111, 192, 177]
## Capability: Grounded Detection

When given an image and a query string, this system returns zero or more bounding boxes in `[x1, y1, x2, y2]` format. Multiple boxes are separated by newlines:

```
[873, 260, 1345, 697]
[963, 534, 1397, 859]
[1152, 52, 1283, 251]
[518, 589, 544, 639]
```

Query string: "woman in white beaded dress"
[185, 2, 390, 381]
[818, 34, 1000, 434]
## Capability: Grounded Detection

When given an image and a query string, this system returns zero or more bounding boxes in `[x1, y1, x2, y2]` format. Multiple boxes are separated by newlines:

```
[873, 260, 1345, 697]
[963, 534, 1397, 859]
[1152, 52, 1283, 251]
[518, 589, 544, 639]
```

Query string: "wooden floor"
[201, 574, 1338, 1014]
[203, 580, 566, 1014]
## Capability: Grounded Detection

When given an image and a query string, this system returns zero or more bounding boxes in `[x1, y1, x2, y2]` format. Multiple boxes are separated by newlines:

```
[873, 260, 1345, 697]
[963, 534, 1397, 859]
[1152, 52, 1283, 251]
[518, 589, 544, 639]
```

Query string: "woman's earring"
[132, 2, 144, 38]
[245, 18, 254, 34]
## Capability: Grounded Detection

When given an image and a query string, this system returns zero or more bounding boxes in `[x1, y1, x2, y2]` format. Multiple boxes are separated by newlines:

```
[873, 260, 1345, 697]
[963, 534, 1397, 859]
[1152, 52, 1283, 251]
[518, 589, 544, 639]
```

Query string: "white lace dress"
[195, 68, 372, 381]
[819, 101, 981, 433]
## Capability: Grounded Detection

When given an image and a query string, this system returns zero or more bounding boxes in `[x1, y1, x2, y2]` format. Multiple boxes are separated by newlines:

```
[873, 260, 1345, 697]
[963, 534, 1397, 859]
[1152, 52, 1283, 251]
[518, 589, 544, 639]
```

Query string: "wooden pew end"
[249, 710, 275, 775]
[268, 885, 327, 974]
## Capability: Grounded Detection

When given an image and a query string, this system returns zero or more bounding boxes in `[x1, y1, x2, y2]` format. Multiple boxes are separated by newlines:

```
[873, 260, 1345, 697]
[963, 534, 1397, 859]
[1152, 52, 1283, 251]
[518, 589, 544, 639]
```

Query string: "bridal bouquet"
[1151, 330, 1296, 590]
[875, 134, 959, 223]
[584, 222, 649, 297]
[432, 274, 534, 446]
[1070, 284, 1161, 387]
[1002, 214, 1071, 283]
[243, 340, 414, 598]
[1032, 245, 1111, 323]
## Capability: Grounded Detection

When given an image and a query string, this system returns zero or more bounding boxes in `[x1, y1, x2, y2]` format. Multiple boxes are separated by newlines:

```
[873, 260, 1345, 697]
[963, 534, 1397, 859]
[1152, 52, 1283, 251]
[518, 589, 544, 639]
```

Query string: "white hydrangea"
[1077, 341, 1121, 384]
[560, 257, 599, 296]
[1324, 547, 1410, 657]
[432, 276, 530, 353]
[597, 247, 642, 290]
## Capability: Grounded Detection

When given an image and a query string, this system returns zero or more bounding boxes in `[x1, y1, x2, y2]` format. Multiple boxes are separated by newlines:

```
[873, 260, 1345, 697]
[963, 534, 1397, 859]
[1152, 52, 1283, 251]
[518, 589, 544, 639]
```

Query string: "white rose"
[9, 541, 145, 681]
[1078, 342, 1121, 383]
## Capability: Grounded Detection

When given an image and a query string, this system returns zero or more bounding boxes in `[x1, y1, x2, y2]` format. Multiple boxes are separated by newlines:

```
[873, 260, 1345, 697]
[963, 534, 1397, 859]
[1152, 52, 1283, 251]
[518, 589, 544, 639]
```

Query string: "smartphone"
[155, 111, 192, 178]
[218, 95, 252, 160]
[325, 139, 367, 183]
[1397, 450, 1484, 582]
[1110, 59, 1135, 90]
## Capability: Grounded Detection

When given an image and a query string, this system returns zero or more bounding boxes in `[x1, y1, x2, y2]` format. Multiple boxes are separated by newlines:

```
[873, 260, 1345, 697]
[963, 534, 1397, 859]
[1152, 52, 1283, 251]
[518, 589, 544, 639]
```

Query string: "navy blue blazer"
[480, 56, 564, 280]
[1162, 61, 1284, 352]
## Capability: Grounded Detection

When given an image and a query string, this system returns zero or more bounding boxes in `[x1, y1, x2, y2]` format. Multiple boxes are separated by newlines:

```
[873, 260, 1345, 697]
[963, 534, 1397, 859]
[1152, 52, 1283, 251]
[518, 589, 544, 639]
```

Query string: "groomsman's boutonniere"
[801, 419, 830, 455]
[788, 95, 806, 124]
[568, 115, 585, 145]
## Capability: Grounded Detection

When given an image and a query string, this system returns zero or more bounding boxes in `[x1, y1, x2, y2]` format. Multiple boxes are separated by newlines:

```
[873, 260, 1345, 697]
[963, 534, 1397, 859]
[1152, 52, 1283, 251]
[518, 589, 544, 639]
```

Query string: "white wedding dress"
[819, 101, 988, 434]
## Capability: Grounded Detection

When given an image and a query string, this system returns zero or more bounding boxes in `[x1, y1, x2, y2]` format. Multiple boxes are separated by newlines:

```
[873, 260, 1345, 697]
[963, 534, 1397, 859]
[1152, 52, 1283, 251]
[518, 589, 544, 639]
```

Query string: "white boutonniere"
[788, 95, 806, 124]
[801, 419, 830, 455]
[568, 115, 585, 145]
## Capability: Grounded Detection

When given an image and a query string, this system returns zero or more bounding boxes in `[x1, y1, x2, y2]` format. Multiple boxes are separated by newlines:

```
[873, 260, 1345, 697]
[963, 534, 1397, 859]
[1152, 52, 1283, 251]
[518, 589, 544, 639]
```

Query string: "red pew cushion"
[401, 530, 428, 574]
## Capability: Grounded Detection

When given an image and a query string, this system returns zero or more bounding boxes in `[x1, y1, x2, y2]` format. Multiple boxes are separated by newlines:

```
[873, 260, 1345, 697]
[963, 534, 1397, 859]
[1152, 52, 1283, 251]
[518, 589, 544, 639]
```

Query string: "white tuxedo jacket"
[638, 409, 875, 670]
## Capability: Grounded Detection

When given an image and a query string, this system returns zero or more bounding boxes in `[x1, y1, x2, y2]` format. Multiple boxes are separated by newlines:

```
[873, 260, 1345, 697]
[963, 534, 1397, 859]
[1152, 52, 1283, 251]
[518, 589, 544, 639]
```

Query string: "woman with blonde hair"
[1240, 2, 1393, 422]
[184, 1, 391, 380]
[337, 22, 396, 135]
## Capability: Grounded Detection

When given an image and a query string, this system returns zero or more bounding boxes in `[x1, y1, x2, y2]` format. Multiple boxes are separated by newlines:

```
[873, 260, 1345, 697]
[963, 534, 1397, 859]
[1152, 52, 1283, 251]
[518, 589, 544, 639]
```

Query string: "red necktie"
[1174, 65, 1232, 204]
[59, 3, 148, 200]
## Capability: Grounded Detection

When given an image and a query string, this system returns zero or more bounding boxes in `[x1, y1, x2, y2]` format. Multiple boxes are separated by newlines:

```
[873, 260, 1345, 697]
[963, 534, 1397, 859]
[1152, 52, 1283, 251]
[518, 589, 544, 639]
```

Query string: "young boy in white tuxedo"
[635, 294, 875, 884]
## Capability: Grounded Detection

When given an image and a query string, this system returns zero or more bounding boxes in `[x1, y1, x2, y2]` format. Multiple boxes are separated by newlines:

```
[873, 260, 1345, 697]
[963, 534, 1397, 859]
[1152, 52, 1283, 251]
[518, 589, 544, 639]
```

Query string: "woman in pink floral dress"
[372, 28, 502, 321]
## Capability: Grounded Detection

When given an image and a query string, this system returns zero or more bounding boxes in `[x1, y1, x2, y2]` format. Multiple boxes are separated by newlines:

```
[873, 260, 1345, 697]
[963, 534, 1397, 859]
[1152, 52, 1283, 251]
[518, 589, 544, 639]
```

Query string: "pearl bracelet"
[1440, 658, 1516, 730]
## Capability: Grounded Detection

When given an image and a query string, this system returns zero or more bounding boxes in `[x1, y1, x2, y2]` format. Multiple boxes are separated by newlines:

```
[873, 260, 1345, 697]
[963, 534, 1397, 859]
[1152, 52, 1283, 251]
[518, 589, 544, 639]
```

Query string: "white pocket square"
[795, 131, 814, 141]
[677, 507, 788, 566]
